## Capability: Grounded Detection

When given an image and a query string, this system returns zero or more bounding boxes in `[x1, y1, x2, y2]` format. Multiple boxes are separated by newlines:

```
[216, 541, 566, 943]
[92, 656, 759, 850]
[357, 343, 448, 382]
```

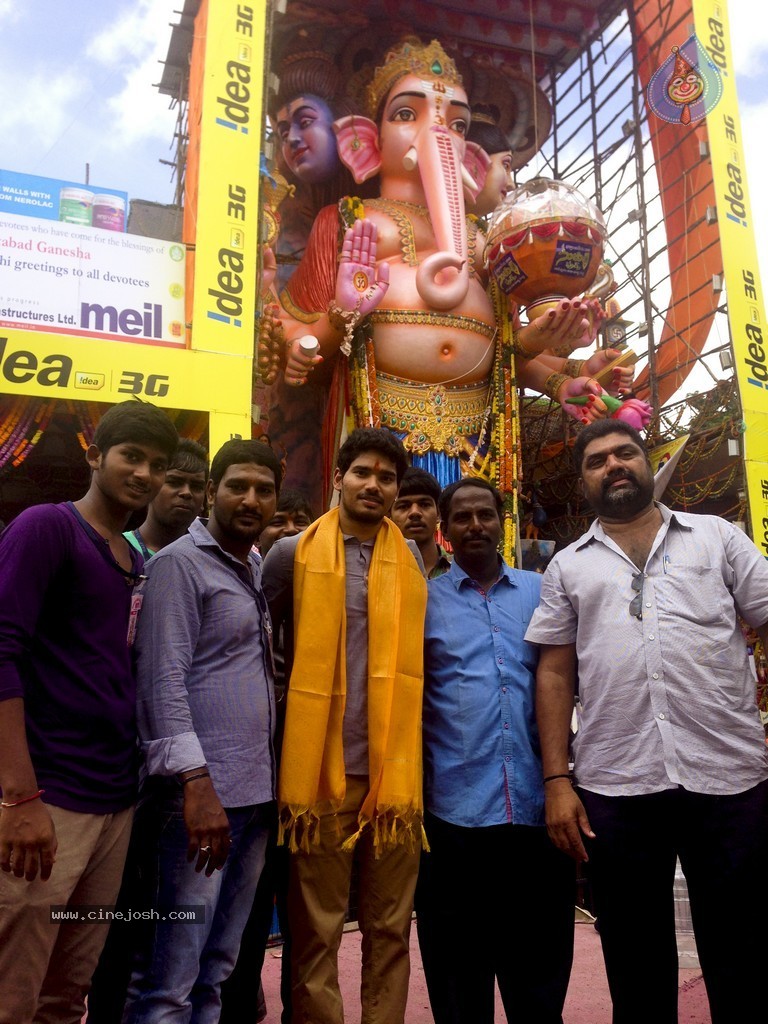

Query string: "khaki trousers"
[0, 803, 133, 1024]
[288, 776, 419, 1024]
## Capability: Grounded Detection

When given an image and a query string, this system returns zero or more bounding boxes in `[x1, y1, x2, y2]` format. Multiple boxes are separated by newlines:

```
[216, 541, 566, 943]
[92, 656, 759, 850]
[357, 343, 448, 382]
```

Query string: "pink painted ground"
[259, 920, 712, 1023]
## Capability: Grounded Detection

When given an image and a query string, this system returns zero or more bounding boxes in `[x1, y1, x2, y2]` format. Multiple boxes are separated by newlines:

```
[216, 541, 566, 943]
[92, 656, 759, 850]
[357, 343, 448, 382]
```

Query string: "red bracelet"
[1, 788, 45, 808]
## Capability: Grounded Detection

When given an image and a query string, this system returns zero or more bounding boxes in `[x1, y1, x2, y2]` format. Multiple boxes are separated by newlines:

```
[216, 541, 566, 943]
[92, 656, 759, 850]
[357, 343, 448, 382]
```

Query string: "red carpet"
[259, 920, 712, 1022]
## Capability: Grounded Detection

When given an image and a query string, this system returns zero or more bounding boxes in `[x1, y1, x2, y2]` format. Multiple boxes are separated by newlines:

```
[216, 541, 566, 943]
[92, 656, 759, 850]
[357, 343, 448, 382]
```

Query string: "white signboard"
[0, 213, 186, 347]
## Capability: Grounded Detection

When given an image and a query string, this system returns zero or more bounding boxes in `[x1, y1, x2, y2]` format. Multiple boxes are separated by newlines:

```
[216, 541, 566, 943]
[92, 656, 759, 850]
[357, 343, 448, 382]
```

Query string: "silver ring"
[200, 845, 212, 854]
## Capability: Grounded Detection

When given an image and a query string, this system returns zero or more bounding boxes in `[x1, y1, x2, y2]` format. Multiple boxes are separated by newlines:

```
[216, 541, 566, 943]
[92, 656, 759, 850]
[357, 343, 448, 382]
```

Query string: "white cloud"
[84, 0, 176, 148]
[85, 0, 170, 64]
[728, 0, 768, 79]
[0, 67, 86, 158]
[0, 0, 21, 25]
[738, 95, 768, 286]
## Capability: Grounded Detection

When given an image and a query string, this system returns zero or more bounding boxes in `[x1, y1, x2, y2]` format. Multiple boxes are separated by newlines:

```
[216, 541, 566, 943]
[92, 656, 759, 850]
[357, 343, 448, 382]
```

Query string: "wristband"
[511, 333, 537, 360]
[543, 372, 570, 402]
[180, 771, 210, 786]
[563, 358, 586, 378]
[327, 300, 361, 357]
[543, 773, 572, 784]
[1, 788, 45, 808]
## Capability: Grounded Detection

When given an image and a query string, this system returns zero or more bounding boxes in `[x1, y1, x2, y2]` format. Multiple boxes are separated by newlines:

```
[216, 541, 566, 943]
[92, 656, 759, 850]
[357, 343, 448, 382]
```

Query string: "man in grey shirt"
[123, 439, 281, 1024]
[263, 427, 426, 1024]
[526, 419, 768, 1024]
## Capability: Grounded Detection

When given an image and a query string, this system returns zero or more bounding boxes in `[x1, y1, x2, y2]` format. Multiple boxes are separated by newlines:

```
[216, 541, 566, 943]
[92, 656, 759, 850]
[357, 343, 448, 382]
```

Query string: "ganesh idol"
[277, 38, 624, 519]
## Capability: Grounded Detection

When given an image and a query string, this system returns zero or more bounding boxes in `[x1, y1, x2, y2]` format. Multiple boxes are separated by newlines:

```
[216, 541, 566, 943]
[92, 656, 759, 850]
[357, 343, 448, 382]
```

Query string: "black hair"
[171, 438, 209, 478]
[275, 487, 315, 520]
[397, 466, 440, 505]
[439, 478, 504, 525]
[466, 104, 509, 156]
[572, 419, 649, 473]
[336, 428, 408, 484]
[209, 439, 283, 493]
[92, 401, 178, 461]
[270, 50, 351, 121]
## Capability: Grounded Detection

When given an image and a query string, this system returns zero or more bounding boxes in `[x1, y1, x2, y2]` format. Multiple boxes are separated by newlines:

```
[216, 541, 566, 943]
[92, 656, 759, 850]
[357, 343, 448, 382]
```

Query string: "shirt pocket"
[655, 564, 730, 630]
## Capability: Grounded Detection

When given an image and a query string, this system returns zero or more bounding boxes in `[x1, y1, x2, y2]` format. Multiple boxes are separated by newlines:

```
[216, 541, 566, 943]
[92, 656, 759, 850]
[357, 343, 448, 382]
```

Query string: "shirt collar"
[574, 501, 693, 551]
[188, 517, 260, 570]
[447, 555, 517, 590]
[343, 533, 375, 547]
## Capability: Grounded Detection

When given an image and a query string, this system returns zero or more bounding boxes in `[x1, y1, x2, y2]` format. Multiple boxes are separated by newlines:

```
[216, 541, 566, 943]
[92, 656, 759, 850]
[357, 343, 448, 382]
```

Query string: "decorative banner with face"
[646, 35, 722, 126]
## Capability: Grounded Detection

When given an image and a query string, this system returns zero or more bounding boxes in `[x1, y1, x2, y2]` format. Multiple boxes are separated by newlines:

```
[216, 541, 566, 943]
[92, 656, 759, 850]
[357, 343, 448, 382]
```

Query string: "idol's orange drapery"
[182, 0, 209, 345]
[631, 0, 723, 406]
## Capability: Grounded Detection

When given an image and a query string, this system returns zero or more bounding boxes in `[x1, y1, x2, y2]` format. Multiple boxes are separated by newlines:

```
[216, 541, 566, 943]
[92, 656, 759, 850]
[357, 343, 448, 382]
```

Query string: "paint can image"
[92, 193, 126, 232]
[58, 187, 94, 225]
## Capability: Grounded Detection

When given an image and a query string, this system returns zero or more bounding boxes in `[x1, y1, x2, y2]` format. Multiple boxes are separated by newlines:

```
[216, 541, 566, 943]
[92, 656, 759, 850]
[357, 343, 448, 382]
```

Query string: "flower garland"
[0, 397, 57, 470]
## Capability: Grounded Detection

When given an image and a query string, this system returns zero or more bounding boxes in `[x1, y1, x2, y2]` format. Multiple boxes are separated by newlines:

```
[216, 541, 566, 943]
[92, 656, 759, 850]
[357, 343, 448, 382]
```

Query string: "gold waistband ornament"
[376, 372, 490, 456]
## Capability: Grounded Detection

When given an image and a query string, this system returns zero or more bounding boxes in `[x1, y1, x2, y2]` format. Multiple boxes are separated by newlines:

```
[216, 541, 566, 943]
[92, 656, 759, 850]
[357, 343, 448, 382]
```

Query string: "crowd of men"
[0, 402, 766, 1024]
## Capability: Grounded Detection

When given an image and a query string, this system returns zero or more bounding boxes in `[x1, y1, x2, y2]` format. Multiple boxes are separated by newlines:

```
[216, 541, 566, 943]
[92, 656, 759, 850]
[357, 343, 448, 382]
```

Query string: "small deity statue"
[259, 48, 372, 507]
[465, 104, 514, 218]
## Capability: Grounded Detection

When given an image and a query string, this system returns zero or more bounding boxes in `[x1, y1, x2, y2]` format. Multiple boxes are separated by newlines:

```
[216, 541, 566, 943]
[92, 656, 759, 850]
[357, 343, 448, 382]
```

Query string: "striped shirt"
[135, 518, 276, 807]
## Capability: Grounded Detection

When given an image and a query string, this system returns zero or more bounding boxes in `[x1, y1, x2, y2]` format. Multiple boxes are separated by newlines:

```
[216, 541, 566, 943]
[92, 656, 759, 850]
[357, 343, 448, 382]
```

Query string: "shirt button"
[503, 723, 509, 729]
[494, 625, 500, 632]
[648, 635, 655, 641]
[498, 657, 504, 664]
[645, 601, 652, 607]
[652, 672, 659, 680]
[658, 713, 665, 720]
[505, 755, 511, 762]
[502, 687, 507, 694]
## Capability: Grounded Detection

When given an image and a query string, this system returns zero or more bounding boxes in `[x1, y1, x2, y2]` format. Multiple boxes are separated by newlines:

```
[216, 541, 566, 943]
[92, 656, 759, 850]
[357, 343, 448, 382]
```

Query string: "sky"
[0, 0, 765, 369]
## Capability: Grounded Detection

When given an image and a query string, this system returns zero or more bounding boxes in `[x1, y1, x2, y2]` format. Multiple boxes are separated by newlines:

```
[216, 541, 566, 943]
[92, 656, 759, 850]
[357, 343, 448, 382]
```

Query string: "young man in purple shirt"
[0, 400, 178, 1024]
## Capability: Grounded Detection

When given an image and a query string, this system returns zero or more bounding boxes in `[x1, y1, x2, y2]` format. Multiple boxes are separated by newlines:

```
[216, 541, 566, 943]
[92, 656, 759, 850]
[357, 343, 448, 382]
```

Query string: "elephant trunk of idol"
[405, 127, 471, 310]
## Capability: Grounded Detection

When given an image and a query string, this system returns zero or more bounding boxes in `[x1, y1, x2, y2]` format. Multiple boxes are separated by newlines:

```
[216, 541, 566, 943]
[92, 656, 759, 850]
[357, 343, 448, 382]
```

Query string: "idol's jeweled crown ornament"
[366, 39, 462, 118]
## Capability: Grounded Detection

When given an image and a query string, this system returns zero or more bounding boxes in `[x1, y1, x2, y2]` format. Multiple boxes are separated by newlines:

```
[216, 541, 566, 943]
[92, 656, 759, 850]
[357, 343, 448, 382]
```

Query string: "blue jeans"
[123, 782, 273, 1024]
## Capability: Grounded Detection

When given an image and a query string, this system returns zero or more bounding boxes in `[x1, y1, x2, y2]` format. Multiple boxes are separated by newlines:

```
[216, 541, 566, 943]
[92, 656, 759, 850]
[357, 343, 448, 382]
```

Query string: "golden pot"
[484, 177, 607, 318]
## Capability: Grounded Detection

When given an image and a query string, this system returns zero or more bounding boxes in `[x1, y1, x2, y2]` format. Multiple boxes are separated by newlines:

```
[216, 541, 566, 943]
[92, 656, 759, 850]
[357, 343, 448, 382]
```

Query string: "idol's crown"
[367, 38, 462, 117]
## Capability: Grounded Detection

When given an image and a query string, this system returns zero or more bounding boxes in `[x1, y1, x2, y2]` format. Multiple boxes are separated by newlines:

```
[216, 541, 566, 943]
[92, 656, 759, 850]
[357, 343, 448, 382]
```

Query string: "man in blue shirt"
[420, 478, 575, 1024]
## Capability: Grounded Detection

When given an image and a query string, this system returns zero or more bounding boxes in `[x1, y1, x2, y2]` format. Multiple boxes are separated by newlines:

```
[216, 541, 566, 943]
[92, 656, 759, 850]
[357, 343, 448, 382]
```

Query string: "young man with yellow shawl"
[261, 427, 427, 1024]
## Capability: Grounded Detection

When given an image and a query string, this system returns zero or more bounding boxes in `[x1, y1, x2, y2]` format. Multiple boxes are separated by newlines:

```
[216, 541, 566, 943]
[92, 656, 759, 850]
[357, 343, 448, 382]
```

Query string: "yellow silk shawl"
[278, 507, 428, 854]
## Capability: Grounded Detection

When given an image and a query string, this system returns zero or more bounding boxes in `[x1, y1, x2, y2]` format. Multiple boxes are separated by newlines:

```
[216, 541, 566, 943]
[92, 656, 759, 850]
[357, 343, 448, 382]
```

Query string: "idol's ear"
[462, 142, 491, 202]
[333, 116, 382, 183]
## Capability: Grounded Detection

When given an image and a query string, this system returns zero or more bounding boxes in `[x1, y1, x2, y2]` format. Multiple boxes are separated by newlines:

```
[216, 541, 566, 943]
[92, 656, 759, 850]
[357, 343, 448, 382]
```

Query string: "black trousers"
[580, 779, 768, 1024]
[416, 812, 575, 1024]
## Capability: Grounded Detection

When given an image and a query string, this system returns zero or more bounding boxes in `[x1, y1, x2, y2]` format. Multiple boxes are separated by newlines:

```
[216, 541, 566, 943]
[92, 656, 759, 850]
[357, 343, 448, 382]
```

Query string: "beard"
[591, 469, 655, 519]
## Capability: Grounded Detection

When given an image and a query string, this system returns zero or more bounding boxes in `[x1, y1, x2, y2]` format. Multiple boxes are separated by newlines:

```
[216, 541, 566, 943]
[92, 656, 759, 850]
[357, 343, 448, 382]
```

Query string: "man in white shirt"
[526, 419, 768, 1024]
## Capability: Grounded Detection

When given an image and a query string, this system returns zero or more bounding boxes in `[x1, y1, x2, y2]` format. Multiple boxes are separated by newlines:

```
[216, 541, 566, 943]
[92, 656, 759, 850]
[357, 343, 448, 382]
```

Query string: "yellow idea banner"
[0, 327, 251, 414]
[190, 0, 266, 360]
[744, 460, 768, 560]
[693, 0, 768, 554]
